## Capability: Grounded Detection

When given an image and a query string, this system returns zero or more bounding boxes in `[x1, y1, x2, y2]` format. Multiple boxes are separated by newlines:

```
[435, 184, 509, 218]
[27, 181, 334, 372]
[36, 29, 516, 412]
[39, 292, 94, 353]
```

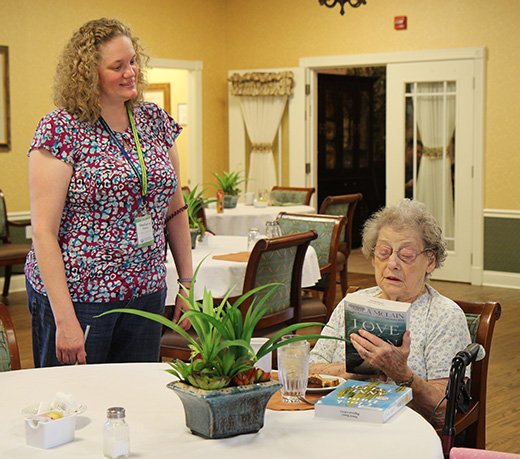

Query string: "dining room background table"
[165, 235, 321, 303]
[0, 362, 444, 459]
[205, 203, 316, 236]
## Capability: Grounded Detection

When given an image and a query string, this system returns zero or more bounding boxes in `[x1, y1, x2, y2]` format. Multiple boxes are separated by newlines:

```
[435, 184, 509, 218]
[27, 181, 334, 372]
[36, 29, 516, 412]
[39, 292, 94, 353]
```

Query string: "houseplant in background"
[212, 169, 248, 208]
[98, 263, 344, 439]
[183, 185, 221, 248]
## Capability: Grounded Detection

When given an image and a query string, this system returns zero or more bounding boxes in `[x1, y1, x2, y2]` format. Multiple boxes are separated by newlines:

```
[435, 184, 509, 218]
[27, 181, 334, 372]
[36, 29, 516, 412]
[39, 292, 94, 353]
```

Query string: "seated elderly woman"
[309, 199, 471, 427]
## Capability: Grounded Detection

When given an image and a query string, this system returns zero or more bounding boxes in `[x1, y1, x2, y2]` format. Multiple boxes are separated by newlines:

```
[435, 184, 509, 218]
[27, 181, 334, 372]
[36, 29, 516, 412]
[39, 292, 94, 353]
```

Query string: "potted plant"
[183, 185, 221, 248]
[212, 170, 248, 208]
[98, 263, 344, 439]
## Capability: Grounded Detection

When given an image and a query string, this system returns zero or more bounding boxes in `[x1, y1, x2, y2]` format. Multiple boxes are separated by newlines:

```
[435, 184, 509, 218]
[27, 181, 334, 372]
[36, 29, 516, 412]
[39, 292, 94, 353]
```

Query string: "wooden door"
[317, 74, 384, 247]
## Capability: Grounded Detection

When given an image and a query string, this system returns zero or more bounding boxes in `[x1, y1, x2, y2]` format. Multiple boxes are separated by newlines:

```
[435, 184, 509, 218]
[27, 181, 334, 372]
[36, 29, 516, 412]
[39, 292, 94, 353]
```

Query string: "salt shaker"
[103, 407, 129, 459]
[265, 221, 282, 239]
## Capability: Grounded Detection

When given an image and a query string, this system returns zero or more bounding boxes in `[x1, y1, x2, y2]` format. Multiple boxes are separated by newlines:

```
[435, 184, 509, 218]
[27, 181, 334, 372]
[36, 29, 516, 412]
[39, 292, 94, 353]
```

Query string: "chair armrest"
[8, 220, 31, 228]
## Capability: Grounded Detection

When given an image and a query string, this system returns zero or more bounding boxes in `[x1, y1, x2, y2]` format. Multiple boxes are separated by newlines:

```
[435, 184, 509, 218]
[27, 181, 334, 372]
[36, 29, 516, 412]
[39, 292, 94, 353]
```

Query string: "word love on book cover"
[315, 380, 413, 423]
[345, 294, 411, 375]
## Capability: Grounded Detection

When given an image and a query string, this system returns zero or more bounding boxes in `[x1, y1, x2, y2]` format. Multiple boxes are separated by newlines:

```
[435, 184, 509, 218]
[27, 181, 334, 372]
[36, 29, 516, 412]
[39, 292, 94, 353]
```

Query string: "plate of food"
[306, 373, 346, 393]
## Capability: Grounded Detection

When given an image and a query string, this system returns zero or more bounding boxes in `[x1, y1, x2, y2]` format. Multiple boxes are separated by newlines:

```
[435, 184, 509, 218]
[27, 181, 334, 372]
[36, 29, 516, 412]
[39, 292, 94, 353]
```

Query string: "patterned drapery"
[228, 71, 294, 97]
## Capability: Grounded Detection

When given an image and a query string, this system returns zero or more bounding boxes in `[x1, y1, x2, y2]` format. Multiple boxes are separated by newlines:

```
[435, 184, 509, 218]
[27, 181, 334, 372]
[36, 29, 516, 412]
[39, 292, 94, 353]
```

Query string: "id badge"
[136, 214, 154, 247]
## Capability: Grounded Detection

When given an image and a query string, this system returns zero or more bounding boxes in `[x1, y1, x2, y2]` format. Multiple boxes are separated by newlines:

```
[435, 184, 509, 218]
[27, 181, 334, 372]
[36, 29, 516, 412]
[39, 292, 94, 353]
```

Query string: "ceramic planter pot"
[223, 194, 239, 209]
[167, 380, 282, 439]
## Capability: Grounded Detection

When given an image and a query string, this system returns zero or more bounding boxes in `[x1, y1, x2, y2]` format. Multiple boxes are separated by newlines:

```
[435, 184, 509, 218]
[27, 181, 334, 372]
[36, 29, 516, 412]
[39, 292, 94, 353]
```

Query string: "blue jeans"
[26, 280, 166, 367]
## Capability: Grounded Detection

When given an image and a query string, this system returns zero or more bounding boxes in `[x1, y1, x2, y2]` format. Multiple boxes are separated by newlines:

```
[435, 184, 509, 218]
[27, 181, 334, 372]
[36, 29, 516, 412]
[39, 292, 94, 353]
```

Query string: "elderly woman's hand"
[350, 329, 413, 384]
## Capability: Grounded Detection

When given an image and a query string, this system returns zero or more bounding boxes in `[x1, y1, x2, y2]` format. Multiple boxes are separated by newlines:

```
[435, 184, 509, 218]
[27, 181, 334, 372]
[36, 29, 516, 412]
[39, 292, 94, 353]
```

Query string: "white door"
[386, 60, 476, 282]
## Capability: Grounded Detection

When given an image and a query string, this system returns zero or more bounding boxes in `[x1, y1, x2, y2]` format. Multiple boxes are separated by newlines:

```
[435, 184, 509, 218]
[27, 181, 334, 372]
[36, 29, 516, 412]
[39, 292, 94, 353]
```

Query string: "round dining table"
[165, 235, 321, 303]
[205, 203, 315, 236]
[0, 363, 444, 459]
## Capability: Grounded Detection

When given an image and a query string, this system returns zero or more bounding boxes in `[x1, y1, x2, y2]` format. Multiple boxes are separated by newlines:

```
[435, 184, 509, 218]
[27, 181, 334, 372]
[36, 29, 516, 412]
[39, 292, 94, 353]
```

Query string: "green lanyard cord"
[127, 106, 148, 197]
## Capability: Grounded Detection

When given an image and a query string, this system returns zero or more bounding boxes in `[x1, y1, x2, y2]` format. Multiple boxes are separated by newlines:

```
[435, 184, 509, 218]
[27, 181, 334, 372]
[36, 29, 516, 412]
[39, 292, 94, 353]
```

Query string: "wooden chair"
[0, 302, 21, 371]
[276, 212, 346, 321]
[438, 299, 502, 450]
[344, 288, 500, 450]
[270, 186, 315, 206]
[0, 189, 32, 298]
[319, 193, 363, 296]
[160, 231, 318, 362]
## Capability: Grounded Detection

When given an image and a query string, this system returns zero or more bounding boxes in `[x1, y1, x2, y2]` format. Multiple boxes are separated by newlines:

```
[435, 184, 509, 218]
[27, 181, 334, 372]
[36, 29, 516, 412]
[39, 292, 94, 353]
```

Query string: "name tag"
[136, 214, 154, 247]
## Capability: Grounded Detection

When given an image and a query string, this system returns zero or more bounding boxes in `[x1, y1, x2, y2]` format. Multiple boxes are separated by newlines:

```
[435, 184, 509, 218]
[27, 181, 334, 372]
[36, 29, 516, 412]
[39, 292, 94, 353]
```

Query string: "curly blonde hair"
[52, 18, 149, 123]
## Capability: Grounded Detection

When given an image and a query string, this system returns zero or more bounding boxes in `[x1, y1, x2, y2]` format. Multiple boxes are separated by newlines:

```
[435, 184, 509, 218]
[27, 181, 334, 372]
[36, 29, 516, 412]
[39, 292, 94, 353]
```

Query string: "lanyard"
[99, 107, 148, 200]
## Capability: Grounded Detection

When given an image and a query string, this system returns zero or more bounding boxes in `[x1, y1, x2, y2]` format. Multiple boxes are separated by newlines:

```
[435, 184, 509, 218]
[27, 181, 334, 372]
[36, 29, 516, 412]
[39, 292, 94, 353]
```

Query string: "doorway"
[148, 58, 203, 188]
[317, 69, 386, 247]
[302, 47, 485, 284]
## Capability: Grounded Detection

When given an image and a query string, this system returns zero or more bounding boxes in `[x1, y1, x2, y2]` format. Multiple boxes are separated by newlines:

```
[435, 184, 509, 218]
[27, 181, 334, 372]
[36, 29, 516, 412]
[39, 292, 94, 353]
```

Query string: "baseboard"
[483, 270, 520, 290]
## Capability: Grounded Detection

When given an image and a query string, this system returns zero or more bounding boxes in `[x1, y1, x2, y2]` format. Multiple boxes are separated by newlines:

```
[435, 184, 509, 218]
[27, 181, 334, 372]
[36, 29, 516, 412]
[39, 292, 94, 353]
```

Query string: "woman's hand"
[350, 329, 413, 383]
[55, 318, 87, 365]
[173, 288, 192, 330]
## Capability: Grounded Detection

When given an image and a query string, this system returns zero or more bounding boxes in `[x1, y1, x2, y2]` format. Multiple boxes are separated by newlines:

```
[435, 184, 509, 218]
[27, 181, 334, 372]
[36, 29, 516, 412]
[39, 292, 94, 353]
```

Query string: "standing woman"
[25, 18, 193, 367]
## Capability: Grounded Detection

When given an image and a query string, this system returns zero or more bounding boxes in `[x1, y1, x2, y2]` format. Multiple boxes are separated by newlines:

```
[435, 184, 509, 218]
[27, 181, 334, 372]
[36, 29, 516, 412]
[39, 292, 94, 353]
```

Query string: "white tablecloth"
[0, 363, 443, 459]
[165, 235, 321, 304]
[205, 203, 315, 236]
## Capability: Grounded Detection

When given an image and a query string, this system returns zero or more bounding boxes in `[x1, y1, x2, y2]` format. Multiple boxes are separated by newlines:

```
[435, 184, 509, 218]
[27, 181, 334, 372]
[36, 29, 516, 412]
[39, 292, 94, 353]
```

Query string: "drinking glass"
[277, 335, 310, 403]
[247, 228, 260, 251]
[245, 192, 255, 205]
[265, 221, 282, 239]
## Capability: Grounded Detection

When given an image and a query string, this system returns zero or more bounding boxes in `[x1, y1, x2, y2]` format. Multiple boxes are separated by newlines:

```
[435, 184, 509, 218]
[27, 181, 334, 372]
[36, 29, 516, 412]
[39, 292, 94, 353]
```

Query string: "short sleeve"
[137, 102, 182, 151]
[424, 301, 472, 380]
[28, 109, 78, 165]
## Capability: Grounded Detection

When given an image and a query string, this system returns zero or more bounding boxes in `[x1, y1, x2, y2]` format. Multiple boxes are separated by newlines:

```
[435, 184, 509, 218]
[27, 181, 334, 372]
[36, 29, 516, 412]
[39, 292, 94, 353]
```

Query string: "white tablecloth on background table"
[165, 235, 321, 304]
[0, 363, 444, 459]
[205, 203, 315, 236]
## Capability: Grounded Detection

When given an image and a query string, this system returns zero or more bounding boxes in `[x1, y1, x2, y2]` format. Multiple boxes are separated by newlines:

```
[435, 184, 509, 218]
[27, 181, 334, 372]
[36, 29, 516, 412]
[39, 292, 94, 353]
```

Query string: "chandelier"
[319, 0, 367, 16]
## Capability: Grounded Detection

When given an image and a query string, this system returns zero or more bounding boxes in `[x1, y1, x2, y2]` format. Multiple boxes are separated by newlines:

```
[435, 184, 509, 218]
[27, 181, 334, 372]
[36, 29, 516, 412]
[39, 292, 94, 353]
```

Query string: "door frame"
[148, 58, 203, 188]
[227, 67, 308, 197]
[300, 47, 485, 285]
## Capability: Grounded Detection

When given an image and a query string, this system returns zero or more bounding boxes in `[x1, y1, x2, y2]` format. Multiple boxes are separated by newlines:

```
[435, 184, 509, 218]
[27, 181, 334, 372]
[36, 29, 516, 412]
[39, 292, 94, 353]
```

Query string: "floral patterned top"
[310, 284, 472, 381]
[25, 102, 182, 303]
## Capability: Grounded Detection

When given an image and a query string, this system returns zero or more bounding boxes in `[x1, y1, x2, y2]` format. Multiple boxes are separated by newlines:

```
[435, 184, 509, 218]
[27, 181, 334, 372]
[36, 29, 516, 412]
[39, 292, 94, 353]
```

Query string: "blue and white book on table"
[315, 380, 413, 423]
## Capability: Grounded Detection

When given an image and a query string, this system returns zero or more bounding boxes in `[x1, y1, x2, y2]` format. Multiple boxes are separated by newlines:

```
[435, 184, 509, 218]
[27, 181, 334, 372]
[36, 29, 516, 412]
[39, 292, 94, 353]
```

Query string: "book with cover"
[344, 293, 411, 375]
[315, 380, 413, 423]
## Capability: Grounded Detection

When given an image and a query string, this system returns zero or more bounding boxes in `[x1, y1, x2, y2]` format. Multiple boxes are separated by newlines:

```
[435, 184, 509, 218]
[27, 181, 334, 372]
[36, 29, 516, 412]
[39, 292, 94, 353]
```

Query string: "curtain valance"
[228, 71, 294, 97]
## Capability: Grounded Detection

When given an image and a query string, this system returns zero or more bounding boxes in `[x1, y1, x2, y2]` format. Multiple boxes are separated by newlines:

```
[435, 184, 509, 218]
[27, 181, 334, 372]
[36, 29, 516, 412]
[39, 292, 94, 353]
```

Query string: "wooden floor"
[3, 253, 520, 453]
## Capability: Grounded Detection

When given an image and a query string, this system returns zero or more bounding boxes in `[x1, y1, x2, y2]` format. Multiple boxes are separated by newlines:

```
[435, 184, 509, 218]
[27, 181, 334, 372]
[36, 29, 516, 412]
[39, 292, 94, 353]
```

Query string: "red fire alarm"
[394, 16, 407, 30]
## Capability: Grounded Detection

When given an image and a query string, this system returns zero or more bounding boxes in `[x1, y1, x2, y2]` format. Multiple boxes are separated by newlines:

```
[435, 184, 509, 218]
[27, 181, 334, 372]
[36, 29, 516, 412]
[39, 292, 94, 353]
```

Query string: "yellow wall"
[0, 0, 228, 211]
[146, 68, 188, 185]
[1, 0, 519, 212]
[224, 0, 520, 211]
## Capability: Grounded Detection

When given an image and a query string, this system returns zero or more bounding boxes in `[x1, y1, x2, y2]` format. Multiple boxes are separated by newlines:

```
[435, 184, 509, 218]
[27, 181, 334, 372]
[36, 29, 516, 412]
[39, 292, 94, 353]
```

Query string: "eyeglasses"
[372, 245, 433, 264]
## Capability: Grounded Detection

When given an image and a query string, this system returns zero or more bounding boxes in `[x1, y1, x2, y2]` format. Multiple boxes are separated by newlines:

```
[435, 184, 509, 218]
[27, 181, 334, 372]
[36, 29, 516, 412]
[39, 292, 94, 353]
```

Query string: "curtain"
[229, 72, 294, 196]
[415, 82, 456, 238]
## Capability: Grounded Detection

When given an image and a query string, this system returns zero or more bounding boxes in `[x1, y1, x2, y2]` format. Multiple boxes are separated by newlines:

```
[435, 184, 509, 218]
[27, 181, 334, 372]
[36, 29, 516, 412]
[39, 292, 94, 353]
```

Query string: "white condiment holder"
[25, 414, 76, 449]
